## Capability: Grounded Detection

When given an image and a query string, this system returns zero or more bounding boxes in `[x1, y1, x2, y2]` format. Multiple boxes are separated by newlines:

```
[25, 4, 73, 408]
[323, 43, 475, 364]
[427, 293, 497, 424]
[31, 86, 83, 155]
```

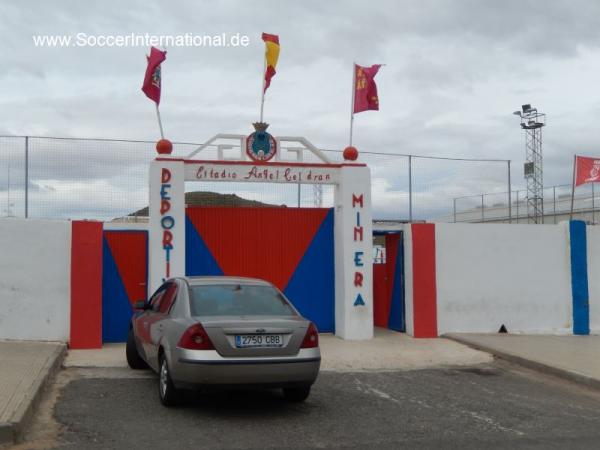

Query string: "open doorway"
[373, 231, 404, 331]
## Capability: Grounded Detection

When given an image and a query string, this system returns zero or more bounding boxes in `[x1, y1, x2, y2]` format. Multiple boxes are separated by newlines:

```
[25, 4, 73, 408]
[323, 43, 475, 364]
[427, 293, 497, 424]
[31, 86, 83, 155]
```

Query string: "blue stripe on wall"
[284, 209, 335, 333]
[569, 220, 590, 335]
[101, 238, 133, 342]
[185, 215, 223, 276]
[387, 233, 405, 332]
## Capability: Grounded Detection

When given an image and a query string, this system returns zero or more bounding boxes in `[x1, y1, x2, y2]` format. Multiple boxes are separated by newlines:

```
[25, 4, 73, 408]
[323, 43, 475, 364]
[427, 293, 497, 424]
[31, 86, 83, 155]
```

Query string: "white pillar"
[149, 159, 186, 295]
[334, 165, 374, 339]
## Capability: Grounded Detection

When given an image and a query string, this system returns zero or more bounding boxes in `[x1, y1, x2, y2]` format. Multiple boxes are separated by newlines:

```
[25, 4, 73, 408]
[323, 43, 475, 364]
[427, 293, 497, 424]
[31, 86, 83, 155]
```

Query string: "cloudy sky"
[1, 0, 599, 219]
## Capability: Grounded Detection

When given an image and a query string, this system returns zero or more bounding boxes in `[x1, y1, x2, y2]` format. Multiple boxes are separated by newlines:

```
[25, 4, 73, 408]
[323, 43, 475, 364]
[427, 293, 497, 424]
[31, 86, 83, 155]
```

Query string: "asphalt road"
[49, 364, 600, 450]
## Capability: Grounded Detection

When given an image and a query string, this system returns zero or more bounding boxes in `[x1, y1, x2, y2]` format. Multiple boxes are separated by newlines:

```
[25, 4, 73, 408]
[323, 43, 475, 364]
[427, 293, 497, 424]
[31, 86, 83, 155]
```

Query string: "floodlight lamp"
[513, 111, 521, 116]
[522, 104, 532, 113]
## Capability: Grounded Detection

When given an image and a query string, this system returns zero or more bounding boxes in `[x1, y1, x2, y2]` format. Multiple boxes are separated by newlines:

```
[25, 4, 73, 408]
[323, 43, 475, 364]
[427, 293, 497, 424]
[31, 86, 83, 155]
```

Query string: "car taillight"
[301, 322, 319, 348]
[177, 323, 215, 350]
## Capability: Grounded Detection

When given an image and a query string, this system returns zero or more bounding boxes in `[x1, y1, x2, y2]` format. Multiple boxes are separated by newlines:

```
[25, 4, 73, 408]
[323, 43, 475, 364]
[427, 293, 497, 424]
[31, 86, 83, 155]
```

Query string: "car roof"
[182, 276, 273, 287]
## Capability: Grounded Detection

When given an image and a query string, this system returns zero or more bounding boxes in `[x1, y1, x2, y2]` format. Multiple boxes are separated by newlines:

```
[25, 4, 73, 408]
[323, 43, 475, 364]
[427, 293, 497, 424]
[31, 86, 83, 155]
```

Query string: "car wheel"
[158, 355, 180, 407]
[283, 385, 311, 402]
[126, 329, 148, 370]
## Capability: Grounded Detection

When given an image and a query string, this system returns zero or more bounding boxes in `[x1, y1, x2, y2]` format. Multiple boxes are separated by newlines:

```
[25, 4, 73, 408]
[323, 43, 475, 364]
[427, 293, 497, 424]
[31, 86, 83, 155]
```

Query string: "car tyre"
[283, 385, 311, 402]
[159, 355, 180, 407]
[126, 329, 148, 370]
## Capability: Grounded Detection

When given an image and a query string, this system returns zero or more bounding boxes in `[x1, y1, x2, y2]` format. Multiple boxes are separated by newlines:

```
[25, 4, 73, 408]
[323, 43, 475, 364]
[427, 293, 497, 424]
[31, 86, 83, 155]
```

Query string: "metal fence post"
[516, 190, 519, 224]
[408, 155, 412, 222]
[481, 194, 484, 222]
[507, 160, 512, 223]
[24, 136, 29, 218]
[593, 183, 596, 225]
[453, 198, 456, 223]
[553, 186, 556, 224]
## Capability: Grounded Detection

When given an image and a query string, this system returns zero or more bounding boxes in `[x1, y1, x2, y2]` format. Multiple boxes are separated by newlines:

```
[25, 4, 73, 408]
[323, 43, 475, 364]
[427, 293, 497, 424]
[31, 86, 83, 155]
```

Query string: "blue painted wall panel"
[101, 238, 133, 342]
[387, 233, 405, 331]
[570, 220, 590, 335]
[283, 209, 335, 332]
[185, 215, 224, 276]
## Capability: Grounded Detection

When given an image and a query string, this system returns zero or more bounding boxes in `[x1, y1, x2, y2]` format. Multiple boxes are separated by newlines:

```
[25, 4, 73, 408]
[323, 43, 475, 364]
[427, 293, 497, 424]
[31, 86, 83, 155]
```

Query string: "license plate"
[235, 334, 283, 348]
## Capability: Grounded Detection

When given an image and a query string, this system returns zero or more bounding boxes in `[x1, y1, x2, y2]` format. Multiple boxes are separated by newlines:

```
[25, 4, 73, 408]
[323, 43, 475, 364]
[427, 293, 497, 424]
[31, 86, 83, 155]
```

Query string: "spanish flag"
[262, 33, 280, 92]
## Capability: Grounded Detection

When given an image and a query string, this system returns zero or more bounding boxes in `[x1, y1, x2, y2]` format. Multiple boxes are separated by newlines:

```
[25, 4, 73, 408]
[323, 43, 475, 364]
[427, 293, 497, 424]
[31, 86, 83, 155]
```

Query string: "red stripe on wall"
[70, 221, 103, 349]
[411, 223, 437, 338]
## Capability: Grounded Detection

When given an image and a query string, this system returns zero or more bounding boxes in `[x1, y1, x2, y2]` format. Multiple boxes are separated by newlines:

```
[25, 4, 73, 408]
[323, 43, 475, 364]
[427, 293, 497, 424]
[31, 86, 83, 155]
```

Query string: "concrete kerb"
[0, 343, 67, 445]
[444, 334, 600, 391]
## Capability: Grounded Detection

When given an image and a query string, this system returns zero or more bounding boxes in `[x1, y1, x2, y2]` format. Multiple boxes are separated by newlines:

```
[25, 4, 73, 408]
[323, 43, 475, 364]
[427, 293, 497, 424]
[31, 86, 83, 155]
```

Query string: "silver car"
[126, 276, 321, 406]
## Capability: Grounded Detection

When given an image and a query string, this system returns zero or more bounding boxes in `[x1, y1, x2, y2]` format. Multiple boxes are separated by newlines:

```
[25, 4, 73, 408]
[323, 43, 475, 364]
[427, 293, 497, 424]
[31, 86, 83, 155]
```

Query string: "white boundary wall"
[0, 219, 71, 341]
[587, 225, 600, 333]
[435, 223, 572, 334]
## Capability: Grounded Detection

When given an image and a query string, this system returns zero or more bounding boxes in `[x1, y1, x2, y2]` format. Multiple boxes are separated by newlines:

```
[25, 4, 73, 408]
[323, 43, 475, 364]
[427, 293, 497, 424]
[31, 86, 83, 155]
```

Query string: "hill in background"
[129, 191, 284, 217]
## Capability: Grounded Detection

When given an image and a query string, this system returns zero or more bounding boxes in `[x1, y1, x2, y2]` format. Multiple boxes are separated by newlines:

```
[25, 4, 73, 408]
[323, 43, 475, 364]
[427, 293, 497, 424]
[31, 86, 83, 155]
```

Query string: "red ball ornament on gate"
[343, 146, 359, 161]
[156, 139, 173, 155]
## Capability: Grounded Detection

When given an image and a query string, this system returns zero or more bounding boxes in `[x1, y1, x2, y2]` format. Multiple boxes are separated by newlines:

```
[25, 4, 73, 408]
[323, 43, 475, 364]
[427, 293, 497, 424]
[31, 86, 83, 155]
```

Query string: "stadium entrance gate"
[145, 133, 374, 340]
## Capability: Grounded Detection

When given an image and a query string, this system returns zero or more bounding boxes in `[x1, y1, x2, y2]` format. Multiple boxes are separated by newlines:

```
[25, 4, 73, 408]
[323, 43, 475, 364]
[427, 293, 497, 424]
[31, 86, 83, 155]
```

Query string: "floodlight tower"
[513, 104, 546, 224]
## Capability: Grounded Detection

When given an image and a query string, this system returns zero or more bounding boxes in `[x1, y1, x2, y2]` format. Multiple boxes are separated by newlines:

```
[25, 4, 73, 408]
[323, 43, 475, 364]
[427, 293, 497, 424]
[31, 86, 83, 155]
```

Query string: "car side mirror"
[134, 300, 148, 310]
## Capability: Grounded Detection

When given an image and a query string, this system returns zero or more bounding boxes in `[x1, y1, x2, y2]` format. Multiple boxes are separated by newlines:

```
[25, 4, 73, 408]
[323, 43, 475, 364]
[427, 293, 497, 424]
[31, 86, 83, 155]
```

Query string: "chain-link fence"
[0, 135, 512, 222]
[452, 182, 599, 224]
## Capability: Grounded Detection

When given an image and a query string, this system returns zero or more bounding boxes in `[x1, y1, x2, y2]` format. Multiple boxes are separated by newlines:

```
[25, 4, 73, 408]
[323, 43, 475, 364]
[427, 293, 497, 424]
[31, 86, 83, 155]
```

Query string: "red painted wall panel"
[411, 223, 438, 338]
[373, 263, 389, 327]
[70, 221, 103, 349]
[186, 207, 328, 290]
[105, 231, 148, 304]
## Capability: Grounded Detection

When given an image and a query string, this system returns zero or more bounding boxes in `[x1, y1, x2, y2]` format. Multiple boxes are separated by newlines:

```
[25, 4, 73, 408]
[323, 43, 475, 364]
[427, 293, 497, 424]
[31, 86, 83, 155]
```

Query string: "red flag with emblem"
[575, 155, 600, 186]
[353, 64, 381, 114]
[142, 47, 167, 105]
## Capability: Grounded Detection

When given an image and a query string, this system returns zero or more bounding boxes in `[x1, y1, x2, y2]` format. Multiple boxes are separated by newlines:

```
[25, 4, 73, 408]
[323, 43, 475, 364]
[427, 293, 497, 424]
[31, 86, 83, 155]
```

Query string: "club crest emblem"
[151, 66, 161, 88]
[246, 122, 277, 162]
[588, 160, 600, 182]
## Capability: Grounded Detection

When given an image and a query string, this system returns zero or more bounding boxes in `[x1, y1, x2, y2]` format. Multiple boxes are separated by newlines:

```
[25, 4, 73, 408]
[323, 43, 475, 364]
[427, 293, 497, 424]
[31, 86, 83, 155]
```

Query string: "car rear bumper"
[170, 347, 321, 389]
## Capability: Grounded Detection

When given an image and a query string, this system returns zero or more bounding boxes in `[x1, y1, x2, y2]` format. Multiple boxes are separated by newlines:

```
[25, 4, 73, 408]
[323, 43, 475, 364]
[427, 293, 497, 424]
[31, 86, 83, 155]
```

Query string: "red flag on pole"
[575, 155, 600, 186]
[142, 47, 167, 105]
[353, 64, 381, 114]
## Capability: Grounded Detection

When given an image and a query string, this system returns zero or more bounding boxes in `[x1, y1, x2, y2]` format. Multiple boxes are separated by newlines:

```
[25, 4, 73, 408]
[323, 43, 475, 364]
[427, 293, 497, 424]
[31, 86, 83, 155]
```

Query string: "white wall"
[402, 224, 415, 336]
[435, 223, 572, 334]
[0, 219, 71, 341]
[104, 222, 147, 231]
[587, 225, 600, 333]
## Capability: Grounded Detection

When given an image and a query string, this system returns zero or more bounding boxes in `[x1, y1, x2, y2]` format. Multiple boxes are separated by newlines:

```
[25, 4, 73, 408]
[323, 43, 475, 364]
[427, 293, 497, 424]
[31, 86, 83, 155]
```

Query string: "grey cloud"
[1, 0, 599, 220]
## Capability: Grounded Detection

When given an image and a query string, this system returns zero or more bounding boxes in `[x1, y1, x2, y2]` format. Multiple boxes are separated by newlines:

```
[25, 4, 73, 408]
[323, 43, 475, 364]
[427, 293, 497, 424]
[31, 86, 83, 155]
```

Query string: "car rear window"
[189, 284, 296, 317]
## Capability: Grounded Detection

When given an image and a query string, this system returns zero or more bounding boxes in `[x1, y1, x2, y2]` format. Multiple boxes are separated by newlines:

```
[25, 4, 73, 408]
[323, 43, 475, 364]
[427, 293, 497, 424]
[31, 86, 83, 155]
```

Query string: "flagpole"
[259, 55, 267, 122]
[570, 154, 577, 220]
[349, 63, 356, 147]
[157, 45, 166, 139]
[155, 104, 165, 139]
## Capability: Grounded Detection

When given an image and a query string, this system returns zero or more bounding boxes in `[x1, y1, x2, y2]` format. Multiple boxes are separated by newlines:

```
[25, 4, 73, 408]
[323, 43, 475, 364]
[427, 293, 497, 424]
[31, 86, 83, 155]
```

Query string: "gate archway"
[148, 134, 374, 340]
